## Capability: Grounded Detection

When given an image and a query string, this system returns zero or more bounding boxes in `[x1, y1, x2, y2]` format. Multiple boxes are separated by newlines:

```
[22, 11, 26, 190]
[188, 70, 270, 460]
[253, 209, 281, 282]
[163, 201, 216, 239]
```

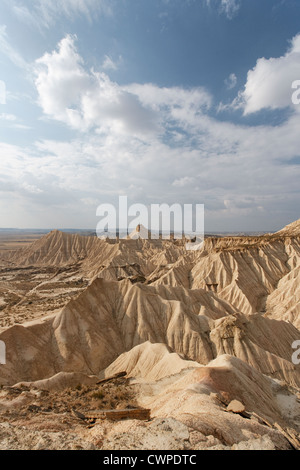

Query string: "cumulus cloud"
[30, 35, 300, 230]
[34, 35, 157, 135]
[35, 35, 90, 127]
[238, 33, 300, 114]
[126, 82, 212, 113]
[2, 33, 300, 230]
[1, 102, 300, 230]
[34, 35, 212, 138]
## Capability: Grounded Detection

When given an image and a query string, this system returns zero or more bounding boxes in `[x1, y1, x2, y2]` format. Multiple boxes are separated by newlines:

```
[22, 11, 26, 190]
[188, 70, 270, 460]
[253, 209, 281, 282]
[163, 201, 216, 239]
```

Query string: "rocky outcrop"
[0, 278, 299, 388]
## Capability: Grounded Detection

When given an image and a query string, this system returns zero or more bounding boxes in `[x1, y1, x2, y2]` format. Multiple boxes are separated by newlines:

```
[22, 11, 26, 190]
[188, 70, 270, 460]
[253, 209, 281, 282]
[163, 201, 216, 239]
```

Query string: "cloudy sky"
[0, 0, 300, 232]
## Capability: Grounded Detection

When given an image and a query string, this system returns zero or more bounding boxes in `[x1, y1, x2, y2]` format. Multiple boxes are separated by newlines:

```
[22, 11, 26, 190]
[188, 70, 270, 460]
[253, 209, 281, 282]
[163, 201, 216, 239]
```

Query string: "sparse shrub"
[91, 390, 105, 400]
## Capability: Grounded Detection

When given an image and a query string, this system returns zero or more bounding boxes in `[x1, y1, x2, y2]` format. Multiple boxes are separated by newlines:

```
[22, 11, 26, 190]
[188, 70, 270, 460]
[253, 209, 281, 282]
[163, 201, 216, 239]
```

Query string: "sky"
[0, 0, 300, 232]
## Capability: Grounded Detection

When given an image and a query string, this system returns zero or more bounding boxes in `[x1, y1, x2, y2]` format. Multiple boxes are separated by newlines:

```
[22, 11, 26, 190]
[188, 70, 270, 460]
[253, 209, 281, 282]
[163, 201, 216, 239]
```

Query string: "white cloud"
[102, 55, 118, 71]
[126, 82, 212, 113]
[172, 176, 195, 187]
[34, 35, 212, 139]
[12, 5, 41, 29]
[0, 113, 31, 129]
[225, 72, 237, 90]
[220, 0, 240, 19]
[44, 0, 112, 21]
[0, 113, 17, 121]
[206, 0, 240, 20]
[30, 35, 300, 229]
[0, 24, 28, 69]
[11, 0, 111, 29]
[1, 33, 300, 230]
[239, 33, 300, 114]
[1, 98, 300, 230]
[22, 183, 44, 194]
[35, 35, 90, 127]
[0, 80, 6, 104]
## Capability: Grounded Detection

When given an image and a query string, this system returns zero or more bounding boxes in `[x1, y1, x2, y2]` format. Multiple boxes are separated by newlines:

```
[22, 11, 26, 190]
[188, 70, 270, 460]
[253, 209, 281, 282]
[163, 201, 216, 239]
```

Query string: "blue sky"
[0, 0, 300, 231]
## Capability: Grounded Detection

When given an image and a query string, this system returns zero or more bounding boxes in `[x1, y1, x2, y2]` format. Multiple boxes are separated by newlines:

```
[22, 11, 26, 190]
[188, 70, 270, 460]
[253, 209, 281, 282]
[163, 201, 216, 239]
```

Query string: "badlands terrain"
[0, 220, 300, 450]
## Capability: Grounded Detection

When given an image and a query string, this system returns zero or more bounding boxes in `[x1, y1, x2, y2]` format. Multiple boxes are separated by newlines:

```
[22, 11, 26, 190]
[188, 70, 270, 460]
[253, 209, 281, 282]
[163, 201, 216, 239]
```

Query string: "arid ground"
[0, 221, 300, 450]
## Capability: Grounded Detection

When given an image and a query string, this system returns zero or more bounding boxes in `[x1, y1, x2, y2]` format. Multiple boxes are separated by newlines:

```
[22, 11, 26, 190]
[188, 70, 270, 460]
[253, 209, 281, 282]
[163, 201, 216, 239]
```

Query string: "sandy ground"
[0, 264, 89, 329]
[0, 232, 90, 328]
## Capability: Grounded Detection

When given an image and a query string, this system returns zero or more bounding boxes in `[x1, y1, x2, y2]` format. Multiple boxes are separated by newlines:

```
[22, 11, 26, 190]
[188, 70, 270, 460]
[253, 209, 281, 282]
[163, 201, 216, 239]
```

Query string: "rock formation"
[0, 219, 300, 449]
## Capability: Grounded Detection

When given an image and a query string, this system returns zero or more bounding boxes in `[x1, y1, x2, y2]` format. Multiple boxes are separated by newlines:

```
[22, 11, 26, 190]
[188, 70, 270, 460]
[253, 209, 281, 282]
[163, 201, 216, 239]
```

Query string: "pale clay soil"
[0, 222, 300, 450]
